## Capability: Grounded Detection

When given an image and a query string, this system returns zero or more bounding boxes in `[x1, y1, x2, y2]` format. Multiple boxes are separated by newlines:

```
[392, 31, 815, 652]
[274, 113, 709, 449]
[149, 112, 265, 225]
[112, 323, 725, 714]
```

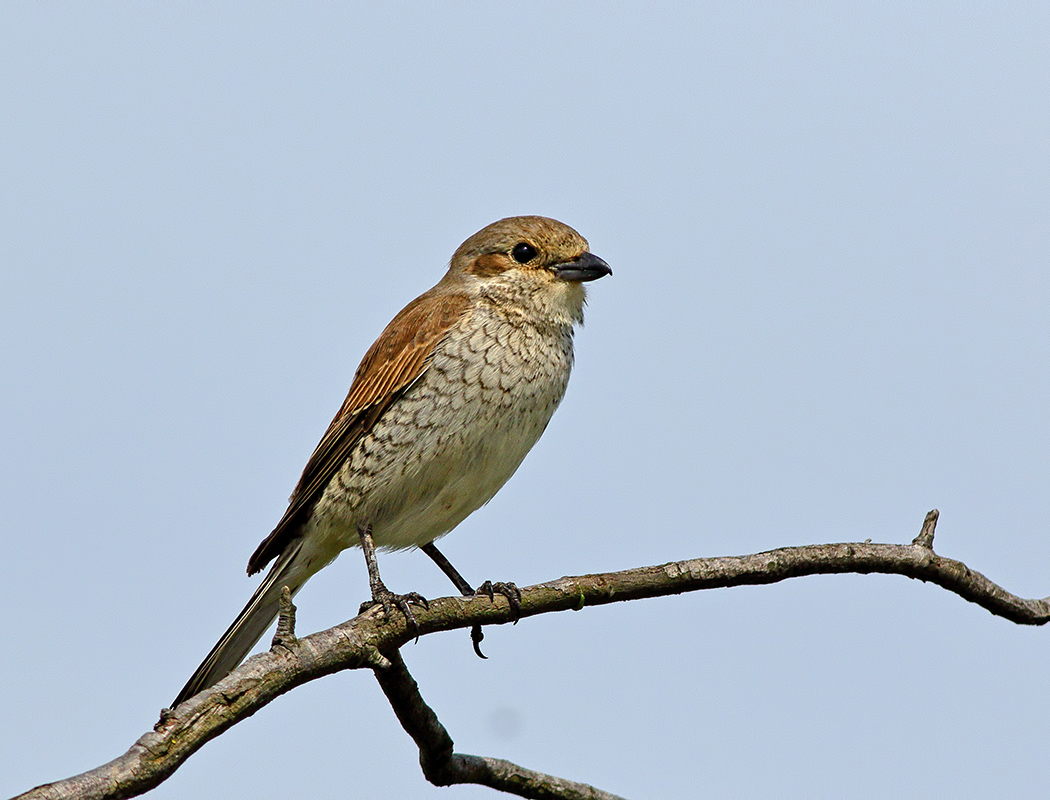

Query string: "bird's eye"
[511, 242, 538, 264]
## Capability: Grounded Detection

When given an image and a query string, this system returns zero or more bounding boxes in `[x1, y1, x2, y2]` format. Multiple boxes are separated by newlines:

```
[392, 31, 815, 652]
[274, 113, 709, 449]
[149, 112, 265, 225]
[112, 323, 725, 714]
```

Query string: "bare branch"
[15, 524, 1049, 799]
[372, 650, 627, 800]
[912, 508, 939, 549]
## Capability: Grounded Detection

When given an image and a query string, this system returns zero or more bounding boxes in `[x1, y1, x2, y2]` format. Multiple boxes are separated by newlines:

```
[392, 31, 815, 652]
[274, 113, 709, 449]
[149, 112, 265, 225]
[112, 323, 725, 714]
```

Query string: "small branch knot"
[154, 706, 177, 732]
[271, 585, 297, 649]
[364, 646, 393, 671]
[912, 509, 940, 550]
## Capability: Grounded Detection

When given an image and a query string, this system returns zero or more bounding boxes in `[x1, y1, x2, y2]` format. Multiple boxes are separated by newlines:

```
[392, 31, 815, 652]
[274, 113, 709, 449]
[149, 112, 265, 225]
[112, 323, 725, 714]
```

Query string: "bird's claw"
[469, 581, 522, 660]
[471, 624, 488, 659]
[475, 580, 522, 623]
[360, 587, 429, 642]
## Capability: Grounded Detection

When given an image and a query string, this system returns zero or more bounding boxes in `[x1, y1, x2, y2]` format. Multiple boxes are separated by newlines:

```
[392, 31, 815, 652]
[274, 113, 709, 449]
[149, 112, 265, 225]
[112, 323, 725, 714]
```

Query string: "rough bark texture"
[15, 519, 1049, 800]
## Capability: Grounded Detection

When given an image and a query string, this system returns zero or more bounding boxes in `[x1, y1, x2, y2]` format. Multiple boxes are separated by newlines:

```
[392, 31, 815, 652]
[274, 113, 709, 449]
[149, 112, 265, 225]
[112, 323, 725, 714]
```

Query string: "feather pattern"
[172, 539, 304, 707]
[247, 291, 471, 575]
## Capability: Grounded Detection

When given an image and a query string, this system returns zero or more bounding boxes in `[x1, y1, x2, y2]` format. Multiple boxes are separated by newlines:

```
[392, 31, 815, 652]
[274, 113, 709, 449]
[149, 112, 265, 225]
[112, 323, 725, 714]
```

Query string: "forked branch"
[15, 512, 1049, 800]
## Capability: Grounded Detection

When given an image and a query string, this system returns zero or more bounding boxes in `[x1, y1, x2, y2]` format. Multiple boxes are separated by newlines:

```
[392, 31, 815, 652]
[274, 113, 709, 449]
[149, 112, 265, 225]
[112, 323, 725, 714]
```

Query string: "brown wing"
[246, 290, 470, 575]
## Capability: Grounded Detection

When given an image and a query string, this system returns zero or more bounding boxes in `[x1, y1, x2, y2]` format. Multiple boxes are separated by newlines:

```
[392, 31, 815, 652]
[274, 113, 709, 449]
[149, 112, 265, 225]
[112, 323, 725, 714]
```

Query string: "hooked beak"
[552, 252, 612, 283]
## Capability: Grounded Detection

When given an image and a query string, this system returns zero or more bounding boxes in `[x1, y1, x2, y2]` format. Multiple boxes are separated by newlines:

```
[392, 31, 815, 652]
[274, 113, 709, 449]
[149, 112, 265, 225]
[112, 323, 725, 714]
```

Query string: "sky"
[2, 3, 1049, 799]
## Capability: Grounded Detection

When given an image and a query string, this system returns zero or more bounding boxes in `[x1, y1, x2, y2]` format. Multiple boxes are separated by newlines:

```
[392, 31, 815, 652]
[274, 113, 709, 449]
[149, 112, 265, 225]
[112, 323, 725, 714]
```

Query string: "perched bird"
[172, 216, 610, 707]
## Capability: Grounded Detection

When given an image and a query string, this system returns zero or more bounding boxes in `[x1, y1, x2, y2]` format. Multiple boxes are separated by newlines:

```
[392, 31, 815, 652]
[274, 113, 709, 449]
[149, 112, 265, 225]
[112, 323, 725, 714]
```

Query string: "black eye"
[511, 242, 538, 264]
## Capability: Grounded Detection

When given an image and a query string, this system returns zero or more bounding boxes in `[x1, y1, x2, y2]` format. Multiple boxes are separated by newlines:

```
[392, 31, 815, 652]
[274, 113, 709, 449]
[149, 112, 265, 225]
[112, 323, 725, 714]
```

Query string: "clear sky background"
[3, 4, 1049, 799]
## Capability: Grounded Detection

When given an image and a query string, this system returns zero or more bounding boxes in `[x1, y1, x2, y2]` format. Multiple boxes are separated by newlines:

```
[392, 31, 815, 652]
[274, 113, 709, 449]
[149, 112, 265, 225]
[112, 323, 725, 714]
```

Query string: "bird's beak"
[552, 252, 612, 283]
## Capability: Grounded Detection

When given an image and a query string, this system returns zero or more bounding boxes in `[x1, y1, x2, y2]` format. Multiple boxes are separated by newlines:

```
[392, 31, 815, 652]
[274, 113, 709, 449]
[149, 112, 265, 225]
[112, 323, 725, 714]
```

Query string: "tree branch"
[372, 649, 626, 800]
[15, 518, 1049, 800]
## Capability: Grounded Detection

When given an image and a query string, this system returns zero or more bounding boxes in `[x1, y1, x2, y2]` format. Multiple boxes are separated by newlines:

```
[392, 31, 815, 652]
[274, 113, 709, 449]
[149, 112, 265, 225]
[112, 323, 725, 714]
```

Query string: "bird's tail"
[172, 539, 306, 708]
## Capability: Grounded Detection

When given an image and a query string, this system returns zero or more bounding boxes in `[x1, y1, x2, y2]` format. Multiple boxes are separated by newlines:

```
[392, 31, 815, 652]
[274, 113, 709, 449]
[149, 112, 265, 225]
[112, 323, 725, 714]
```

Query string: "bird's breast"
[312, 304, 576, 553]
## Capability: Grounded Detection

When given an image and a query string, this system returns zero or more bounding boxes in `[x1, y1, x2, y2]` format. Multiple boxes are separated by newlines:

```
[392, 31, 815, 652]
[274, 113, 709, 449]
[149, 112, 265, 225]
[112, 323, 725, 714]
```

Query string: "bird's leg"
[358, 524, 428, 639]
[420, 541, 474, 595]
[420, 542, 521, 659]
[419, 541, 521, 617]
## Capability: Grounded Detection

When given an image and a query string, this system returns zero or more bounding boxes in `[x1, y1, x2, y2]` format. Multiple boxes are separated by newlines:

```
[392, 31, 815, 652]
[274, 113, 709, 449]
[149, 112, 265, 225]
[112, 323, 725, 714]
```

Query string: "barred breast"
[306, 300, 576, 557]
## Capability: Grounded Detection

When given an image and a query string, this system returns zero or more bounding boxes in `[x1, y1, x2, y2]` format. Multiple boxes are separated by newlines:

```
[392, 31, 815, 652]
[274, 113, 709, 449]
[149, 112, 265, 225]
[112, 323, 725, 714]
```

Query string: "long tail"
[172, 539, 306, 708]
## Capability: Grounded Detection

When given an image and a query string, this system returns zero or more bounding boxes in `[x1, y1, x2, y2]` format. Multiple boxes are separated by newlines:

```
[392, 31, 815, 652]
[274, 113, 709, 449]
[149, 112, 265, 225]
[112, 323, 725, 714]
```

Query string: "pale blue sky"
[3, 4, 1049, 798]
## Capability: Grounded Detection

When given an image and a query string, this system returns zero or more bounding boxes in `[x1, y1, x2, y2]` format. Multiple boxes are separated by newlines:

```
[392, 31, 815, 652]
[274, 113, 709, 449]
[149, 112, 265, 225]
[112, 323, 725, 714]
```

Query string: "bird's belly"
[370, 412, 546, 549]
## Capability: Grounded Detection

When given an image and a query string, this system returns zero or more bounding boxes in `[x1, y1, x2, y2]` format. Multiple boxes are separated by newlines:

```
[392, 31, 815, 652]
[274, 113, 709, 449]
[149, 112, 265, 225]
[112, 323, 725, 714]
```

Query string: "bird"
[172, 215, 610, 707]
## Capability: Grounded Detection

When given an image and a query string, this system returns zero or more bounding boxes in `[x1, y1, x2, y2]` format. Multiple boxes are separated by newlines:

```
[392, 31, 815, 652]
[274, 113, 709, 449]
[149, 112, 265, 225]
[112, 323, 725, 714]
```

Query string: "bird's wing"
[247, 289, 471, 575]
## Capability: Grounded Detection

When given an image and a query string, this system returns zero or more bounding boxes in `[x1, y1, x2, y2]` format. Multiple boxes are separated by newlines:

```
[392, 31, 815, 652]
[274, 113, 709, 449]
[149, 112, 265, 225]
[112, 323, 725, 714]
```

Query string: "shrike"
[173, 216, 610, 707]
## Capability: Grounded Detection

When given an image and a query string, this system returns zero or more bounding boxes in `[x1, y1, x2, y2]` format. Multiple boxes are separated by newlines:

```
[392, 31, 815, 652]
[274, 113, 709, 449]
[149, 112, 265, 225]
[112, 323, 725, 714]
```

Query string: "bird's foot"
[475, 581, 522, 622]
[360, 583, 429, 641]
[469, 581, 522, 659]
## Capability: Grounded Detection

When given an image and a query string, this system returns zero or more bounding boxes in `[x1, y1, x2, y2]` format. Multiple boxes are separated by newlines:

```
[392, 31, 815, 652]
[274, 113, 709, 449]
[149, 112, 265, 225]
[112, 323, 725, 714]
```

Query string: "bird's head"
[448, 216, 611, 324]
